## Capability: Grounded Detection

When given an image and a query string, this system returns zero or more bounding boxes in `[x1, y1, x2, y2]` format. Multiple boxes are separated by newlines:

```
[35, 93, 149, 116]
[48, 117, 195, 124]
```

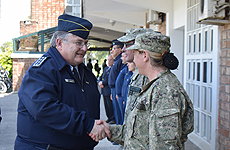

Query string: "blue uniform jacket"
[100, 66, 111, 96]
[121, 70, 133, 108]
[115, 65, 128, 97]
[16, 47, 100, 149]
[108, 53, 125, 89]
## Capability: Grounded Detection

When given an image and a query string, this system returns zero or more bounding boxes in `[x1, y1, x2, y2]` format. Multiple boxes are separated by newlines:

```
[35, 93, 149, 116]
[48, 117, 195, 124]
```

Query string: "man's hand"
[89, 120, 111, 141]
[96, 120, 109, 128]
[98, 81, 104, 88]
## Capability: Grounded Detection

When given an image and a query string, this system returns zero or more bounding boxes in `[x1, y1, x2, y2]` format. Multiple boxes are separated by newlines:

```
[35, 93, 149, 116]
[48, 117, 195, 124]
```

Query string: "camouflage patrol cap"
[126, 31, 171, 53]
[117, 28, 154, 42]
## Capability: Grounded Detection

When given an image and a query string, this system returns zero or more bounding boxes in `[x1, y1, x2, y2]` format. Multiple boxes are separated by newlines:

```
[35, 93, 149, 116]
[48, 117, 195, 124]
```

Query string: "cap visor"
[117, 35, 134, 42]
[126, 44, 140, 50]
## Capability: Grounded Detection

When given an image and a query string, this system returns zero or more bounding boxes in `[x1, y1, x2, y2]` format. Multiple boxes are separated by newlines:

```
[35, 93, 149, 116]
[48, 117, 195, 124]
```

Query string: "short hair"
[116, 44, 123, 49]
[108, 54, 113, 60]
[50, 31, 71, 47]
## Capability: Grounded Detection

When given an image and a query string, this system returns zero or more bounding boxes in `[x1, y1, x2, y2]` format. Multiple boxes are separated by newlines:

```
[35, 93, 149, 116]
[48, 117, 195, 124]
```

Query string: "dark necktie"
[73, 67, 81, 81]
[72, 66, 85, 92]
[106, 66, 111, 72]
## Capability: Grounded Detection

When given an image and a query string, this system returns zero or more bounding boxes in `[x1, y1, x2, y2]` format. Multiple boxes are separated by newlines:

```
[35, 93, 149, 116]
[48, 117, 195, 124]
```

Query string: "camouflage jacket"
[125, 69, 149, 114]
[109, 70, 194, 150]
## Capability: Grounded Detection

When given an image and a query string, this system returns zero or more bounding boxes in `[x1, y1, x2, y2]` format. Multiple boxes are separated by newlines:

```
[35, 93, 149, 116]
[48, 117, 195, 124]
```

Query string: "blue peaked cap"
[112, 39, 123, 46]
[57, 14, 93, 39]
[110, 44, 113, 50]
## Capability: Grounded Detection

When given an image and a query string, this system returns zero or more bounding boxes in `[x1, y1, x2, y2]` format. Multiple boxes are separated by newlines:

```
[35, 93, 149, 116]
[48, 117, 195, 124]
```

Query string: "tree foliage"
[0, 42, 13, 78]
[86, 50, 108, 76]
[0, 42, 13, 52]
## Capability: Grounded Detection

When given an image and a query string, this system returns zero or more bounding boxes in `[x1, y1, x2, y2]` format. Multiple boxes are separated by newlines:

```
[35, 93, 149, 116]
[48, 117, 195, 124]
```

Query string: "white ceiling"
[83, 0, 163, 48]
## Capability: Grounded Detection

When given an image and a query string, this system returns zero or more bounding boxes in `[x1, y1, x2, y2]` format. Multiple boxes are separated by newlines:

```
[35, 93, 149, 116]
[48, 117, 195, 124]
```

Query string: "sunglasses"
[124, 42, 134, 47]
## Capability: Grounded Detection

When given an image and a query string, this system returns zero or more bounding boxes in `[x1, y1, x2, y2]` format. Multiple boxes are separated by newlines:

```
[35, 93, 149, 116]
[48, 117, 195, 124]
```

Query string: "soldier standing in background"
[87, 58, 93, 71]
[98, 55, 116, 124]
[108, 40, 125, 126]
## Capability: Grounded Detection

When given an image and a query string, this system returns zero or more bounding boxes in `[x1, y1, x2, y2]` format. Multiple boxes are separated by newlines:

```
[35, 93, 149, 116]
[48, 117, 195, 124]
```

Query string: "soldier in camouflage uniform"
[117, 28, 154, 110]
[95, 32, 194, 149]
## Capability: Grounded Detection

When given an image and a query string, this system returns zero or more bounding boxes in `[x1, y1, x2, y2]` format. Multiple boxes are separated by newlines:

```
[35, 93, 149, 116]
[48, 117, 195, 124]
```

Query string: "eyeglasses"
[124, 42, 134, 48]
[107, 59, 114, 61]
[111, 47, 119, 51]
[63, 39, 91, 49]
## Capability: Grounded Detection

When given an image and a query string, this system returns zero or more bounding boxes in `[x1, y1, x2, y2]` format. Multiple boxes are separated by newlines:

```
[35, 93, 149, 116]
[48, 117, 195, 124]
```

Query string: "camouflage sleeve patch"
[33, 56, 48, 67]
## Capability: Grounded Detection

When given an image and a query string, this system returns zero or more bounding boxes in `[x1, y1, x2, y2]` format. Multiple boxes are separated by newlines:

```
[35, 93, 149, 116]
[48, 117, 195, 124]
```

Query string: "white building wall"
[165, 0, 186, 84]
[173, 0, 186, 29]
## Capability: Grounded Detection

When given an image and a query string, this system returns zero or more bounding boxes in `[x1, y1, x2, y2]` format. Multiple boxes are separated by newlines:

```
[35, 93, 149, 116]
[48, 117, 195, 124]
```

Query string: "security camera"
[110, 20, 116, 26]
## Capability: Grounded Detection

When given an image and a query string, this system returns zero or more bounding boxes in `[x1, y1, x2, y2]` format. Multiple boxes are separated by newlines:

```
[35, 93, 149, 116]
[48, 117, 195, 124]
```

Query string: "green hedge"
[0, 42, 13, 78]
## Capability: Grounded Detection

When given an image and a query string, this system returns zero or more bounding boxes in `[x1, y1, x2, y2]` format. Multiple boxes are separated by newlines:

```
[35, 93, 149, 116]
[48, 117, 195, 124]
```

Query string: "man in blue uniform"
[14, 14, 110, 150]
[108, 40, 125, 126]
[98, 55, 115, 124]
[115, 52, 128, 124]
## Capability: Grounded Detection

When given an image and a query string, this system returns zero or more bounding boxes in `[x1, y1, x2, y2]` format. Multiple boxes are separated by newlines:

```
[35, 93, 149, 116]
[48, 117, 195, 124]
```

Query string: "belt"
[16, 136, 63, 150]
[16, 136, 93, 150]
[46, 145, 63, 150]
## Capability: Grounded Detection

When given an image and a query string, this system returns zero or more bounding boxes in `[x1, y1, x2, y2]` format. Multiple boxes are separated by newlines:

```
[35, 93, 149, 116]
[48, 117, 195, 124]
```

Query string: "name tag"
[129, 86, 141, 93]
[65, 79, 75, 83]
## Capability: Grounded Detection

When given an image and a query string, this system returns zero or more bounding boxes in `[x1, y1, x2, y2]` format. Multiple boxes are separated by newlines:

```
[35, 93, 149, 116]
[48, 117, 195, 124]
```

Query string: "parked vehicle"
[0, 66, 12, 93]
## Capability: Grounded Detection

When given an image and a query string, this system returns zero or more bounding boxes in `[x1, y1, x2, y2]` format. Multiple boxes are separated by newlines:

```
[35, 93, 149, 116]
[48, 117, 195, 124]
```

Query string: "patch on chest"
[129, 86, 141, 93]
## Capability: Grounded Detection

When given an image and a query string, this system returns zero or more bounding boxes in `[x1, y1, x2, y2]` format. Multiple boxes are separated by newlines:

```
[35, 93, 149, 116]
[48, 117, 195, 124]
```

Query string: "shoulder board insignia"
[33, 56, 48, 67]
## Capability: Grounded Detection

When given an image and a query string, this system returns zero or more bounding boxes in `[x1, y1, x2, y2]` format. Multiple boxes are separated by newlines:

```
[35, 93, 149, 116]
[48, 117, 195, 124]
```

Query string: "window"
[188, 61, 191, 79]
[199, 32, 201, 52]
[203, 61, 207, 83]
[194, 34, 196, 53]
[13, 27, 57, 53]
[193, 62, 196, 80]
[211, 29, 213, 52]
[197, 62, 200, 81]
[205, 31, 208, 52]
[195, 110, 200, 133]
[202, 86, 207, 111]
[189, 35, 191, 53]
[65, 0, 82, 17]
[210, 62, 213, 83]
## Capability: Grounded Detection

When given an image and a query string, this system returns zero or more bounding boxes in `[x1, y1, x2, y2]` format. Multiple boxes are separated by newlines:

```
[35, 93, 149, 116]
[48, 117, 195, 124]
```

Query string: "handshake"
[89, 120, 111, 142]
